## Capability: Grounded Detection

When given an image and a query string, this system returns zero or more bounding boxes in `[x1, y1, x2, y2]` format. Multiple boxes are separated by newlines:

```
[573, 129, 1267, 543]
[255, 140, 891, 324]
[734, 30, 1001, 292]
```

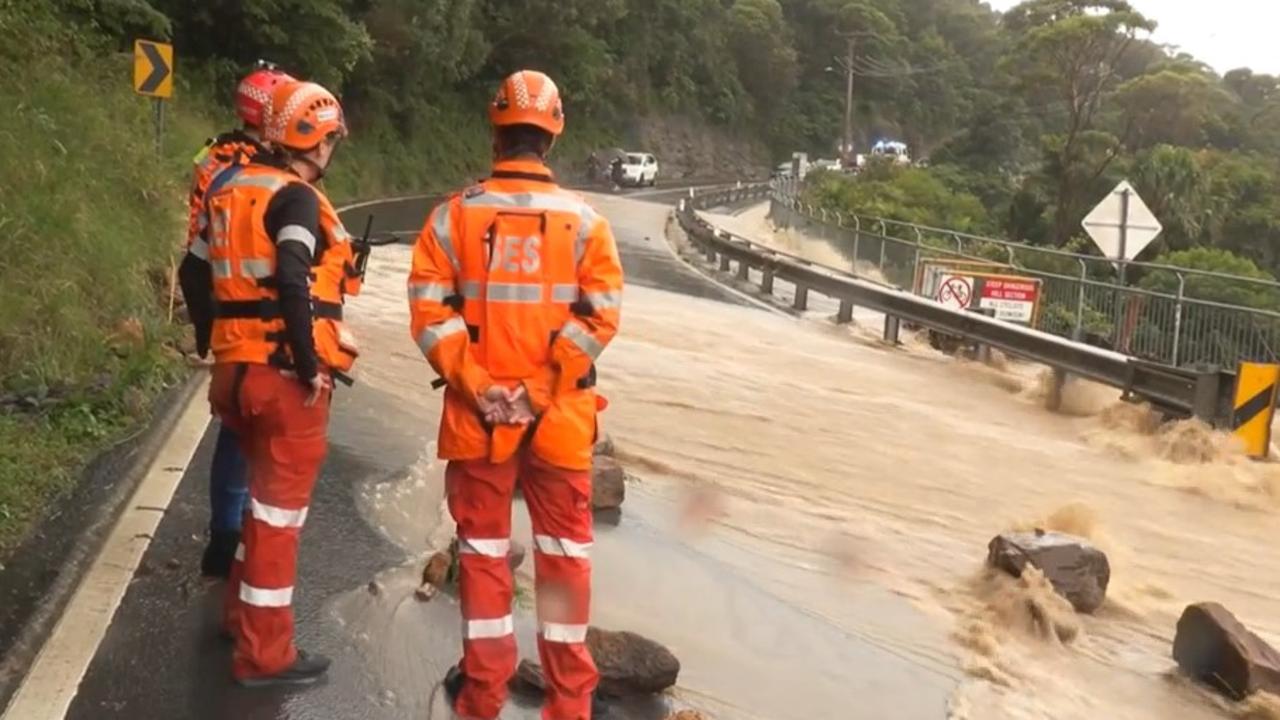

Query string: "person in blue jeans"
[201, 423, 249, 578]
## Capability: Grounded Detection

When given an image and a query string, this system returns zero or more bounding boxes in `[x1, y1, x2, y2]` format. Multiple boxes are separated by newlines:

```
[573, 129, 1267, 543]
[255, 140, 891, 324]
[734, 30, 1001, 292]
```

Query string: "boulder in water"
[508, 627, 680, 698]
[512, 658, 546, 693]
[594, 434, 616, 457]
[592, 457, 626, 510]
[1174, 602, 1280, 700]
[987, 530, 1110, 613]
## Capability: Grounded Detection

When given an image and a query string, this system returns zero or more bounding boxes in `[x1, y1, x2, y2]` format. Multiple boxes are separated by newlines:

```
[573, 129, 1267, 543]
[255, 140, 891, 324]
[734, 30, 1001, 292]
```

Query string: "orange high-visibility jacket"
[408, 159, 624, 470]
[203, 164, 359, 372]
[186, 134, 261, 248]
[311, 192, 363, 373]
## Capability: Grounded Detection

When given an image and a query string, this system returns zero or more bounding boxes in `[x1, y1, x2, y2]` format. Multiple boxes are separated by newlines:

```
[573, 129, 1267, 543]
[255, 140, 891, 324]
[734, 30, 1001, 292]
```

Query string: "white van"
[619, 152, 659, 187]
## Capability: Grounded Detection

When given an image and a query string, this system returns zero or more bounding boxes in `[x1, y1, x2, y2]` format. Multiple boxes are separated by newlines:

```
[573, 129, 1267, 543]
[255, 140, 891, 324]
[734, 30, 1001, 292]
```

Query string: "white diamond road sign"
[1081, 180, 1162, 263]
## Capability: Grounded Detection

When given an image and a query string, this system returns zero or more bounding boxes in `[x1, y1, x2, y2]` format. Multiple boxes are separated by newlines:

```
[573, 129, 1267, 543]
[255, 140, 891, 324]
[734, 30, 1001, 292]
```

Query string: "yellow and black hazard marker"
[1232, 362, 1280, 459]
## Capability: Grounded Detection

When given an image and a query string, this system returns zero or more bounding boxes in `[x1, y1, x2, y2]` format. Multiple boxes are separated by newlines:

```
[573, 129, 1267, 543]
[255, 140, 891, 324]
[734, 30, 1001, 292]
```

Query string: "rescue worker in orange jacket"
[178, 79, 354, 687]
[408, 70, 624, 720]
[185, 62, 295, 579]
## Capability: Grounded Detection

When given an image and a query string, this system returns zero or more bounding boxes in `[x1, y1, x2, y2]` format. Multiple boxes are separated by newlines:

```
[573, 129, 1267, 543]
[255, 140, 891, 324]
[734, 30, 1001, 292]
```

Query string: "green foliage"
[805, 166, 991, 234]
[1139, 248, 1280, 310]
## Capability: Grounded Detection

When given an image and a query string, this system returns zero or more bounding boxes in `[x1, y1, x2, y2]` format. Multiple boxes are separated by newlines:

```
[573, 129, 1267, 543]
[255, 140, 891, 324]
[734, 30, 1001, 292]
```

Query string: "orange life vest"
[311, 193, 362, 373]
[408, 160, 624, 469]
[187, 134, 261, 248]
[205, 164, 359, 374]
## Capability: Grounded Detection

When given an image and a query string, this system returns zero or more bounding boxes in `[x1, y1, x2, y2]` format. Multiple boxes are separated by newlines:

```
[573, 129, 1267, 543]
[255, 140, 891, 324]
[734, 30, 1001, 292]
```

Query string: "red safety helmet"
[489, 70, 565, 136]
[235, 62, 295, 129]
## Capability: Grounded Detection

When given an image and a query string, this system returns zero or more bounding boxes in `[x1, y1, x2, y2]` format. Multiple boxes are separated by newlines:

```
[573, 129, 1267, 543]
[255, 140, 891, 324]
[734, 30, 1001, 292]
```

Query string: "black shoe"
[443, 664, 466, 706]
[201, 530, 241, 578]
[235, 650, 330, 688]
[591, 693, 611, 718]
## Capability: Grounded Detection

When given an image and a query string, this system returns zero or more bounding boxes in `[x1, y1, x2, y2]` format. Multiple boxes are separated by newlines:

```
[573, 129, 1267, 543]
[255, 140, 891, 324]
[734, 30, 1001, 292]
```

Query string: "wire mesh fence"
[767, 194, 1280, 369]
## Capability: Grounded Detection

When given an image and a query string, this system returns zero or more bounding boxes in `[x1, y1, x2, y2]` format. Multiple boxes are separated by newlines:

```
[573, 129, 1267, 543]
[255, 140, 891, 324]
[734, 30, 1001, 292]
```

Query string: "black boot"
[201, 530, 241, 579]
[235, 650, 331, 688]
[443, 664, 466, 707]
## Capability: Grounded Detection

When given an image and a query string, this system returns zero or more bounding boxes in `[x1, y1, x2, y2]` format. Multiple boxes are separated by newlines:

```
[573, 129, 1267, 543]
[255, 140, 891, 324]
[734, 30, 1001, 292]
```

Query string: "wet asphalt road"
[62, 190, 752, 720]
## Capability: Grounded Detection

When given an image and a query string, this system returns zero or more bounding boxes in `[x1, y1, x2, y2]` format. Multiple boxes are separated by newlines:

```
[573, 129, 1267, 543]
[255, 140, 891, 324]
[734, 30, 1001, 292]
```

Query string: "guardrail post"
[952, 233, 962, 255]
[719, 254, 731, 272]
[737, 259, 750, 281]
[793, 285, 809, 311]
[971, 307, 996, 363]
[1192, 365, 1228, 426]
[883, 315, 900, 345]
[1046, 369, 1066, 412]
[837, 298, 855, 324]
[1073, 259, 1088, 341]
[761, 267, 774, 294]
[1172, 272, 1186, 366]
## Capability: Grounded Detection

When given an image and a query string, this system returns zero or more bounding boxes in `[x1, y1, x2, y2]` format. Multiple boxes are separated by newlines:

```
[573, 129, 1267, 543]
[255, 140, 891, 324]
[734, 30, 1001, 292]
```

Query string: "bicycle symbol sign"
[937, 275, 973, 309]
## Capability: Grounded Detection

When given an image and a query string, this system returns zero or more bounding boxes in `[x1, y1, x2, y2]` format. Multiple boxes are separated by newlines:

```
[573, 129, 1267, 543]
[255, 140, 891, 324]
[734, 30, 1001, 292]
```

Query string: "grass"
[0, 40, 213, 556]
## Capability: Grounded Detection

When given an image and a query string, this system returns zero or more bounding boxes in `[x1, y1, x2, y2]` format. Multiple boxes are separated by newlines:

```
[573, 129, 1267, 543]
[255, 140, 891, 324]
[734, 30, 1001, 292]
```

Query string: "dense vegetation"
[791, 0, 1280, 295]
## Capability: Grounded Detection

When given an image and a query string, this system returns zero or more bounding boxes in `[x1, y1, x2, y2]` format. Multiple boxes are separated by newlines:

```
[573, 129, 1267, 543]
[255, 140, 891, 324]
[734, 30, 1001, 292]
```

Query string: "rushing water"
[334, 195, 1280, 720]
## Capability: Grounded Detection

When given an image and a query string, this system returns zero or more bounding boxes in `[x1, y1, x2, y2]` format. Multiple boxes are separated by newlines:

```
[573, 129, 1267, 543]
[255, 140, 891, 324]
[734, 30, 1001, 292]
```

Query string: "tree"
[727, 0, 799, 121]
[1002, 0, 1156, 245]
[1115, 69, 1230, 150]
[1128, 145, 1208, 252]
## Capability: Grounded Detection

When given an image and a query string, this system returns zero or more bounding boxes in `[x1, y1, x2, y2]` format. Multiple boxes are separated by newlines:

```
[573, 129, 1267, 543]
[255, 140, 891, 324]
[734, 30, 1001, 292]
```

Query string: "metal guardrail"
[768, 186, 1280, 371]
[678, 185, 1236, 426]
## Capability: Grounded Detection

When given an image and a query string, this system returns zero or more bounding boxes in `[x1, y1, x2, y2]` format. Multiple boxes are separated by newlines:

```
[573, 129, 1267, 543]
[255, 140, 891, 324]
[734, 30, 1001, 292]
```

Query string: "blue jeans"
[209, 423, 249, 534]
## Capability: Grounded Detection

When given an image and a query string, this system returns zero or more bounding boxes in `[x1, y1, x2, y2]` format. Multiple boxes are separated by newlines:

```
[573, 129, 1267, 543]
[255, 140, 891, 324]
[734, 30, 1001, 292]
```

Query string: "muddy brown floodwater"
[336, 195, 1280, 720]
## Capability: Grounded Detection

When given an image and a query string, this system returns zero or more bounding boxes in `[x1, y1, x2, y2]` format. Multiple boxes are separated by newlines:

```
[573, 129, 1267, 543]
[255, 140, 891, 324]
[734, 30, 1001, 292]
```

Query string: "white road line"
[2, 378, 211, 720]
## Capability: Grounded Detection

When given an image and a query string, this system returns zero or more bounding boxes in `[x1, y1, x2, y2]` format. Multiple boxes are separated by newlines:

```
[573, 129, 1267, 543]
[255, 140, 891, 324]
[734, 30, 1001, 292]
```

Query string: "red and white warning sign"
[978, 278, 1039, 323]
[936, 275, 973, 310]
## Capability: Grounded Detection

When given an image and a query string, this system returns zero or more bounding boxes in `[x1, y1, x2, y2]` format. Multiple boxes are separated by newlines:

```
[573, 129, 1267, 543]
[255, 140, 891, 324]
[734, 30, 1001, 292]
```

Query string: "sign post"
[1082, 180, 1162, 350]
[132, 39, 173, 157]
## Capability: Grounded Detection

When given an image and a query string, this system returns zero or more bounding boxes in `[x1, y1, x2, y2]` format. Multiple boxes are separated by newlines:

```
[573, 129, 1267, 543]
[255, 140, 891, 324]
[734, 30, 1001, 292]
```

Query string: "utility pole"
[842, 33, 855, 167]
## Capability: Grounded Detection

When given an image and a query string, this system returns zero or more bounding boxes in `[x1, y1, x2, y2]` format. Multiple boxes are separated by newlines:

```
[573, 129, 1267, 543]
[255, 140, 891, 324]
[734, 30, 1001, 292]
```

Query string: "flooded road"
[676, 201, 1280, 720]
[56, 192, 1280, 720]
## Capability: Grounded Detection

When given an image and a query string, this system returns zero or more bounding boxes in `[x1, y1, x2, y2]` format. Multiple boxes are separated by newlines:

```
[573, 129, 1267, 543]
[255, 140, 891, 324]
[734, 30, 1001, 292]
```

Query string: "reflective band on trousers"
[465, 615, 514, 640]
[277, 224, 317, 255]
[408, 281, 452, 303]
[250, 498, 309, 528]
[487, 282, 542, 304]
[234, 543, 245, 562]
[533, 534, 591, 559]
[560, 322, 604, 359]
[240, 582, 294, 608]
[587, 289, 621, 310]
[540, 622, 589, 644]
[458, 537, 511, 557]
[431, 204, 459, 270]
[189, 237, 210, 261]
[551, 284, 578, 303]
[417, 316, 467, 355]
